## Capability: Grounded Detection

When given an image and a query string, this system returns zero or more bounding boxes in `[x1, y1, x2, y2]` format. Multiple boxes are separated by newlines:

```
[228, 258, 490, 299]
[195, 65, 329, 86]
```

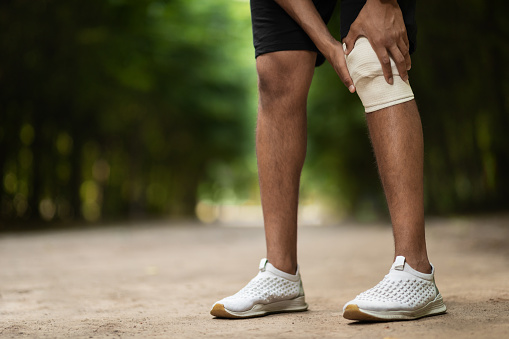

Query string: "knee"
[345, 37, 414, 113]
[257, 65, 292, 105]
[257, 59, 295, 108]
[256, 52, 315, 110]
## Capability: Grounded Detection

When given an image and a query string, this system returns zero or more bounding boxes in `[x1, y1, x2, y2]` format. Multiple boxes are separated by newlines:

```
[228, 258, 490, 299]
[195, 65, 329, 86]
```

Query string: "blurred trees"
[413, 1, 509, 213]
[0, 0, 507, 227]
[0, 0, 255, 225]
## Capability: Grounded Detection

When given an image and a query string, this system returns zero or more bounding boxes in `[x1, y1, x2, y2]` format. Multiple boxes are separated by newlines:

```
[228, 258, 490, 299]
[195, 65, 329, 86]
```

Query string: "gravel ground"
[1, 215, 508, 338]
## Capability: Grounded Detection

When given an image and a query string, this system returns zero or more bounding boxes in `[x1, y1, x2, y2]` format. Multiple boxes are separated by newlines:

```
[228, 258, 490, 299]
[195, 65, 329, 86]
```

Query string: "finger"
[389, 45, 408, 82]
[397, 39, 411, 71]
[343, 25, 361, 55]
[404, 49, 411, 71]
[374, 47, 394, 85]
[343, 35, 356, 56]
[337, 66, 356, 93]
[402, 31, 410, 52]
[335, 54, 355, 93]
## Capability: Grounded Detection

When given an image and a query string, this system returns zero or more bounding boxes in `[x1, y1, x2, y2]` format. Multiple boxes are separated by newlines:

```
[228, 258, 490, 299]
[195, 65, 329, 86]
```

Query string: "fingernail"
[389, 77, 393, 85]
[348, 85, 355, 93]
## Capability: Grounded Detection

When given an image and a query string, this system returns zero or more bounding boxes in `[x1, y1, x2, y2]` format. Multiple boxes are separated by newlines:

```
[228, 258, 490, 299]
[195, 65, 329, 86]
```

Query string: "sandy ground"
[1, 215, 508, 338]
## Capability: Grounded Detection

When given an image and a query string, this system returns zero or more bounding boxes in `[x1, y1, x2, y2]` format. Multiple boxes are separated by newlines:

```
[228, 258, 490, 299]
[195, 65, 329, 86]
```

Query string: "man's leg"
[256, 50, 316, 275]
[366, 100, 431, 274]
[210, 50, 315, 318]
[341, 35, 445, 321]
[343, 99, 446, 321]
[342, 36, 431, 273]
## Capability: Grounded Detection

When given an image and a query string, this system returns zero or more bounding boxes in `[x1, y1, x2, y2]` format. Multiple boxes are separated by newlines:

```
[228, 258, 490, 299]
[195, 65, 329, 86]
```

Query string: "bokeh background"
[1, 0, 508, 230]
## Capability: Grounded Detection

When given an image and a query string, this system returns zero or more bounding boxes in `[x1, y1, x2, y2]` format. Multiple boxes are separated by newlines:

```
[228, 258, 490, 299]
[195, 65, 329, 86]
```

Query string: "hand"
[274, 0, 356, 93]
[342, 0, 411, 84]
[322, 39, 356, 93]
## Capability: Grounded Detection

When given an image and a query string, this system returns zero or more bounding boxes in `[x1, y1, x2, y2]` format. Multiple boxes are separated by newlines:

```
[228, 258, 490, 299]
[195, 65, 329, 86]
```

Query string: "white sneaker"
[210, 258, 308, 318]
[343, 256, 447, 321]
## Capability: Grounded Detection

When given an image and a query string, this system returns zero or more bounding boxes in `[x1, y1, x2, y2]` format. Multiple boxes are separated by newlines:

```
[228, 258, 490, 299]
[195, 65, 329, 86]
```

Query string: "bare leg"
[256, 50, 316, 274]
[342, 103, 446, 321]
[366, 100, 432, 274]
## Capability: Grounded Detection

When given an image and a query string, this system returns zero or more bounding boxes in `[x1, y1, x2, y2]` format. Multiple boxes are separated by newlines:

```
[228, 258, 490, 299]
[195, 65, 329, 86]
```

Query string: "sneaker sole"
[211, 296, 308, 319]
[343, 293, 447, 321]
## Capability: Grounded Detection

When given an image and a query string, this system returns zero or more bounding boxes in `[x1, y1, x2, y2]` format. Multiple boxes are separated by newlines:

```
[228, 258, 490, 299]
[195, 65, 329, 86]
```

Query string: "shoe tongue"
[392, 256, 406, 271]
[259, 258, 268, 271]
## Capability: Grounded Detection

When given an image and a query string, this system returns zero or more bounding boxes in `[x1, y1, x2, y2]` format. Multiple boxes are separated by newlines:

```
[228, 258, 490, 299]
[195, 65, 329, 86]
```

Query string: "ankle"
[395, 254, 432, 274]
[266, 256, 298, 275]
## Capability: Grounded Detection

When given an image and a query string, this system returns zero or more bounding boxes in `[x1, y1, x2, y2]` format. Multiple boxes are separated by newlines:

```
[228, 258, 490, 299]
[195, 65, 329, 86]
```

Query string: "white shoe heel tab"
[259, 258, 268, 271]
[393, 256, 406, 271]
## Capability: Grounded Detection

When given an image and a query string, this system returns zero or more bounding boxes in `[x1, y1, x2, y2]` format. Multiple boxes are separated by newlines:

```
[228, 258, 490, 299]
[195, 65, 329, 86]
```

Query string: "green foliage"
[412, 1, 509, 213]
[0, 0, 507, 227]
[0, 0, 256, 224]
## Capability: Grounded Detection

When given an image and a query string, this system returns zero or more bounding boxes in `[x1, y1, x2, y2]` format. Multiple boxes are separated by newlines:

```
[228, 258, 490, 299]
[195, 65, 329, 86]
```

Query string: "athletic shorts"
[250, 0, 417, 67]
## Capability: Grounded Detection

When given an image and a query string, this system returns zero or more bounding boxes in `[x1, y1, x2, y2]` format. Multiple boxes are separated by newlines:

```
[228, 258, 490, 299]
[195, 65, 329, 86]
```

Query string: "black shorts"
[250, 0, 417, 67]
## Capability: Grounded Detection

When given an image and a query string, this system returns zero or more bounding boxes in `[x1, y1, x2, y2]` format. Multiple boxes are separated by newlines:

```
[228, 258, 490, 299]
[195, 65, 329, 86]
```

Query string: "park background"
[0, 0, 508, 230]
[2, 1, 509, 338]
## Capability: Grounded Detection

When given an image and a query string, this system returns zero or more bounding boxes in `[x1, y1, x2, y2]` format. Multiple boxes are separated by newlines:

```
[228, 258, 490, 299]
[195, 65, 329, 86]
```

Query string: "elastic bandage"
[344, 37, 414, 113]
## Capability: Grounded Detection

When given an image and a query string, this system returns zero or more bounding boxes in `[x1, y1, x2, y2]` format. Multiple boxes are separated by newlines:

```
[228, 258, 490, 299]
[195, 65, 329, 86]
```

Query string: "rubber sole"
[343, 294, 447, 322]
[211, 296, 308, 319]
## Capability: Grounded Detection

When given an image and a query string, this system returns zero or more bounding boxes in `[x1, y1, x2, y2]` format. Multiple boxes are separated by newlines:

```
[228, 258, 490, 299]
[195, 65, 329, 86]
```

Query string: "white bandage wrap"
[344, 37, 414, 113]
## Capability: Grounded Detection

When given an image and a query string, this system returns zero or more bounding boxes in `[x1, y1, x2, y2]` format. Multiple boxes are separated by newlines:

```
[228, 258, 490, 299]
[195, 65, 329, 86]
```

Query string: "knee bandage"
[344, 37, 414, 113]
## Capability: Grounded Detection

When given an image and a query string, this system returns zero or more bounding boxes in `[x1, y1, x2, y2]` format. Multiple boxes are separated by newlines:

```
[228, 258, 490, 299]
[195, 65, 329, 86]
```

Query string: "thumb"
[343, 30, 361, 55]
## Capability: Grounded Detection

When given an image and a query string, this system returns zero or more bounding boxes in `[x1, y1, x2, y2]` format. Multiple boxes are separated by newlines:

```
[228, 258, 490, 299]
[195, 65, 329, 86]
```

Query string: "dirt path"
[1, 215, 508, 338]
